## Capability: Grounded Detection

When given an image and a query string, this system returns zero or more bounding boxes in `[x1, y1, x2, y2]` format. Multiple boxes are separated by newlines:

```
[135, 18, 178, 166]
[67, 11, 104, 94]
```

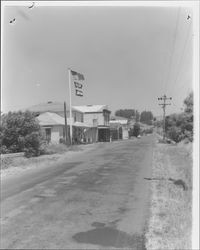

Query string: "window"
[45, 128, 51, 143]
[93, 119, 98, 126]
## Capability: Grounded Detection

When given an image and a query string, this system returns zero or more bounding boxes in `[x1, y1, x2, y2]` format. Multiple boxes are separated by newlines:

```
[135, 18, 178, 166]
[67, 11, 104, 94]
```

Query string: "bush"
[167, 126, 183, 143]
[23, 132, 43, 157]
[0, 145, 10, 154]
[0, 111, 44, 157]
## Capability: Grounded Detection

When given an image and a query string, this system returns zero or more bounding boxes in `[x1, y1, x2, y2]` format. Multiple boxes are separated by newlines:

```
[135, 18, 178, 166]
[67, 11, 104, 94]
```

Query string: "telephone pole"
[158, 95, 172, 141]
[64, 102, 68, 145]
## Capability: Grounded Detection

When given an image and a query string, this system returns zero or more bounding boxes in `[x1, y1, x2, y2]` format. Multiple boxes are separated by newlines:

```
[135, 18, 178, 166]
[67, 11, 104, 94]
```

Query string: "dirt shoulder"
[145, 138, 192, 250]
[1, 143, 97, 179]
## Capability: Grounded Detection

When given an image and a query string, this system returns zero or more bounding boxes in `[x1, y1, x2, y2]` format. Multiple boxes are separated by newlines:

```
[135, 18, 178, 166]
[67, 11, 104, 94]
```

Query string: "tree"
[115, 109, 136, 119]
[140, 111, 153, 125]
[0, 111, 44, 157]
[133, 123, 140, 137]
[184, 92, 193, 113]
[135, 110, 140, 122]
[165, 92, 193, 142]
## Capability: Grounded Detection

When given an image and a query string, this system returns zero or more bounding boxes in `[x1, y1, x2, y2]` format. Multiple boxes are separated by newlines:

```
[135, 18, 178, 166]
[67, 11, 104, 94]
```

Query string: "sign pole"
[68, 68, 73, 145]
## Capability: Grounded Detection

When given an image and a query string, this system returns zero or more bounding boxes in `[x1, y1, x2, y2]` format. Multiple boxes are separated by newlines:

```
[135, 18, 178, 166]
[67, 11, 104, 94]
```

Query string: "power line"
[163, 7, 181, 94]
[168, 19, 192, 96]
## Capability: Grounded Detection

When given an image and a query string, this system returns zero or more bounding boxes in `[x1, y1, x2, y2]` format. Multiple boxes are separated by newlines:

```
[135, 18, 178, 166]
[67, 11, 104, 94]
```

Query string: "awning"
[98, 126, 110, 129]
[73, 122, 92, 128]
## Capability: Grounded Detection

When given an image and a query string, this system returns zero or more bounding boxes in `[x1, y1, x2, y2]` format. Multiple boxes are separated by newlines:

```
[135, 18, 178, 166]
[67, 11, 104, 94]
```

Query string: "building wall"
[83, 111, 110, 127]
[42, 125, 64, 144]
[122, 128, 129, 139]
[51, 125, 64, 143]
[73, 111, 83, 122]
[83, 113, 104, 126]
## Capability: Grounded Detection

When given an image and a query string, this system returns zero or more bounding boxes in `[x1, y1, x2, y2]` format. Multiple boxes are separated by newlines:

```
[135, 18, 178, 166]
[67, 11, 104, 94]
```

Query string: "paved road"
[1, 135, 155, 249]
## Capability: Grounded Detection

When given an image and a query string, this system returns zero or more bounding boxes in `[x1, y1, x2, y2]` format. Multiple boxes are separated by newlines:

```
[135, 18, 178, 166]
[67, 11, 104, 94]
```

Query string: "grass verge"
[145, 139, 192, 250]
[1, 143, 96, 179]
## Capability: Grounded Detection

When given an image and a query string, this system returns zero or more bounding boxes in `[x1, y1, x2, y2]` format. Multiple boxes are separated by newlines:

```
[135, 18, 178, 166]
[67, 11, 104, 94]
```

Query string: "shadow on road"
[73, 225, 146, 249]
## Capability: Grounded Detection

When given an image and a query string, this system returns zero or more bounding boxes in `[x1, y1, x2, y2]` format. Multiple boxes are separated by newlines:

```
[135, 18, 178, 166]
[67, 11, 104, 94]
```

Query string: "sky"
[1, 2, 195, 116]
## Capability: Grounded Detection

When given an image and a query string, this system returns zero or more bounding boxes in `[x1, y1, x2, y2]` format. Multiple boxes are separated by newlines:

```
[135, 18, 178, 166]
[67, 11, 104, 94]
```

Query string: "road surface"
[1, 135, 155, 249]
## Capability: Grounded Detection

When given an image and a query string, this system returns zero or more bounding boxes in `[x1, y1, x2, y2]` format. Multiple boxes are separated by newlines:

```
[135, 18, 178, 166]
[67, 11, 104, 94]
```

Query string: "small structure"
[110, 116, 129, 139]
[110, 122, 123, 140]
[37, 112, 65, 143]
[73, 105, 111, 142]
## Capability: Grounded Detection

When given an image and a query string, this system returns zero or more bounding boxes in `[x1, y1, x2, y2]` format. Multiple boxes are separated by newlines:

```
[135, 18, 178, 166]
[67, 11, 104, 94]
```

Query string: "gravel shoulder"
[145, 138, 192, 250]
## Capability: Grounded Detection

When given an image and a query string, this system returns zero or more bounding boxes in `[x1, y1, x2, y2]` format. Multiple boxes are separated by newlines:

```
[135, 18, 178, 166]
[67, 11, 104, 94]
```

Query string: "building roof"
[37, 112, 92, 128]
[73, 105, 109, 113]
[27, 101, 77, 113]
[37, 112, 65, 126]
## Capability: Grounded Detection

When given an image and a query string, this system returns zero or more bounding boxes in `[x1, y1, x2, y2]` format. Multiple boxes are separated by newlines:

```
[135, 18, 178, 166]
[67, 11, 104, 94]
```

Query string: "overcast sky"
[2, 2, 194, 116]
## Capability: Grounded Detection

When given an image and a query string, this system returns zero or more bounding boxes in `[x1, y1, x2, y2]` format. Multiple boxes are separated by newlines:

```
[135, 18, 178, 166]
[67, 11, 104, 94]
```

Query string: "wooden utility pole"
[68, 68, 72, 145]
[158, 95, 172, 140]
[64, 102, 68, 144]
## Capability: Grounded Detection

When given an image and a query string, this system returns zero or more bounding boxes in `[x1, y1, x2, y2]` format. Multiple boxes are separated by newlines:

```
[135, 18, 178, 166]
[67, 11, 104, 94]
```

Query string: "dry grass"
[145, 140, 192, 250]
[1, 144, 69, 171]
[42, 143, 70, 155]
[1, 143, 97, 179]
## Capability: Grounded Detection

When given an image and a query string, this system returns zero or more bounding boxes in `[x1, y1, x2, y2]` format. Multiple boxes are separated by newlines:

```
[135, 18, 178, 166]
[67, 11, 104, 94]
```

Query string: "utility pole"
[68, 68, 72, 145]
[64, 102, 68, 145]
[158, 95, 172, 141]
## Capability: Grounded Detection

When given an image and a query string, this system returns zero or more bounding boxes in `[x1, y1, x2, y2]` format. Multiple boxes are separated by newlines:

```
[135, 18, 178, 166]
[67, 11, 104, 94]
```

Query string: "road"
[1, 135, 155, 249]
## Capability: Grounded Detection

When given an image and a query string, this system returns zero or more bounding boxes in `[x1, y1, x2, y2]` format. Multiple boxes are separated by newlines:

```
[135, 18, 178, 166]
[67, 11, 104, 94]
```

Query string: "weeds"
[145, 141, 192, 250]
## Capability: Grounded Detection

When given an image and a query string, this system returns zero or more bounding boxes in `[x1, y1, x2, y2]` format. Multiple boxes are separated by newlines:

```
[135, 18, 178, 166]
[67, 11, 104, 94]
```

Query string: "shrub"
[0, 111, 44, 157]
[167, 126, 183, 143]
[23, 132, 43, 157]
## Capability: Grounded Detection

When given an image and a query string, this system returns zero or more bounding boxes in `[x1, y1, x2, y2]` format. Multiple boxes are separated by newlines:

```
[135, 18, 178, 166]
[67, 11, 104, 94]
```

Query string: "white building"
[110, 116, 129, 139]
[73, 105, 111, 142]
[28, 102, 96, 144]
[37, 112, 92, 144]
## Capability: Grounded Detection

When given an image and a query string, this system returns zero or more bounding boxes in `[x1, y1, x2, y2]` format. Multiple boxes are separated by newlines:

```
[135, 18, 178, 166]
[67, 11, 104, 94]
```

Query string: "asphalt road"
[1, 135, 155, 249]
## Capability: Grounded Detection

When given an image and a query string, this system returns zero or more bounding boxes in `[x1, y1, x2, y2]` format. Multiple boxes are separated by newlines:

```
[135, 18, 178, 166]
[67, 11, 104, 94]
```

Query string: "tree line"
[115, 109, 154, 125]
